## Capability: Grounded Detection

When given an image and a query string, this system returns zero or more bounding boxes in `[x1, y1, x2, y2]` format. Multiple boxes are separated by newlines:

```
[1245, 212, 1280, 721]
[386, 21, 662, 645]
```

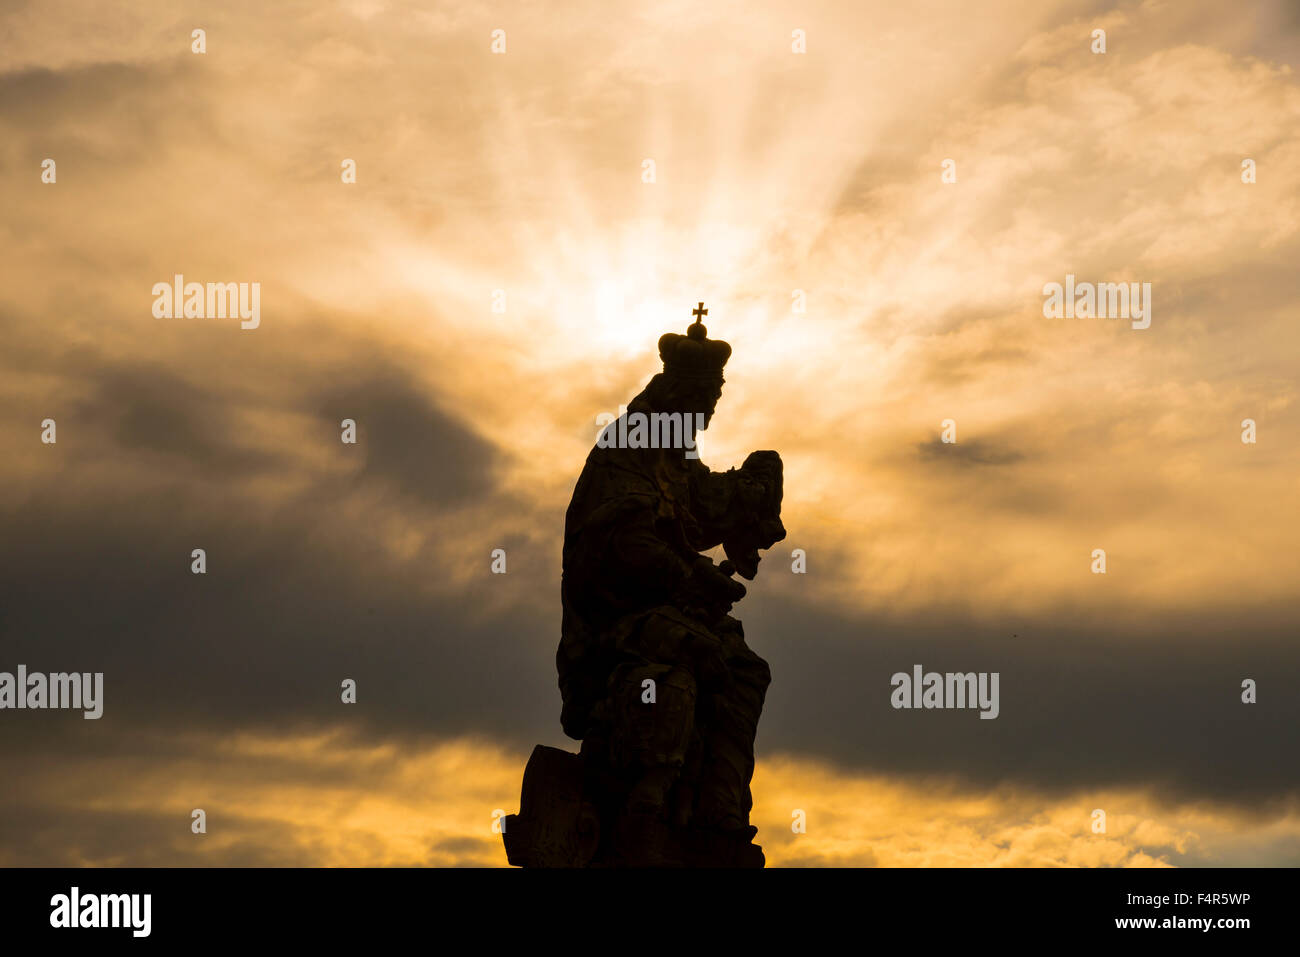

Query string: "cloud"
[0, 730, 520, 867]
[314, 374, 502, 507]
[916, 436, 1025, 467]
[752, 754, 1300, 868]
[3, 729, 1296, 867]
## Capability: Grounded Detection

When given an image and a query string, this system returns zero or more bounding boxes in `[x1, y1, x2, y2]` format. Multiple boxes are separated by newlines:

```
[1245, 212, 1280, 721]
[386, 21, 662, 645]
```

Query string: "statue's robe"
[558, 387, 772, 831]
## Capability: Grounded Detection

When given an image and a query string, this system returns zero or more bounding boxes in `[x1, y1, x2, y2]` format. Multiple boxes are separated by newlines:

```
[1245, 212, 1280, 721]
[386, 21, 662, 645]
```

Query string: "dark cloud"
[315, 376, 501, 507]
[67, 362, 286, 476]
[0, 806, 304, 868]
[767, 847, 879, 868]
[0, 459, 556, 748]
[0, 58, 216, 172]
[0, 309, 552, 757]
[2, 434, 1295, 816]
[430, 836, 497, 861]
[747, 589, 1300, 809]
[916, 436, 1025, 467]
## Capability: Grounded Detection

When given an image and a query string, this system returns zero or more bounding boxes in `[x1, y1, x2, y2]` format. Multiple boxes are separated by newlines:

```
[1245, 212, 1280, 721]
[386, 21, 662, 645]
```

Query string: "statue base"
[503, 745, 765, 868]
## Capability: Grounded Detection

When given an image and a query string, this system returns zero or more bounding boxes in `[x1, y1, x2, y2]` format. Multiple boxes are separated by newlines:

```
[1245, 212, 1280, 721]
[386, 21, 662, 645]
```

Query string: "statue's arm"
[688, 452, 785, 579]
[601, 493, 745, 618]
[684, 461, 740, 548]
[606, 503, 695, 590]
[687, 453, 783, 539]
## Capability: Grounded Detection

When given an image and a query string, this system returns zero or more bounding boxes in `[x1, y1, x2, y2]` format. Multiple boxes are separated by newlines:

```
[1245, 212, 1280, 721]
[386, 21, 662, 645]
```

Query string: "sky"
[1, 0, 1297, 866]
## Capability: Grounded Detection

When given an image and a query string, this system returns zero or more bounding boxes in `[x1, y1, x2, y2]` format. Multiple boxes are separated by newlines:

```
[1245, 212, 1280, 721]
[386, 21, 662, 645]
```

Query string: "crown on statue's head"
[658, 302, 731, 381]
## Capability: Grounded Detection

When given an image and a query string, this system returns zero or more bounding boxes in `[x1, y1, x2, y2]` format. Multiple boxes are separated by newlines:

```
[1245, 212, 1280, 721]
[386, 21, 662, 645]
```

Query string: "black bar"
[0, 866, 1286, 943]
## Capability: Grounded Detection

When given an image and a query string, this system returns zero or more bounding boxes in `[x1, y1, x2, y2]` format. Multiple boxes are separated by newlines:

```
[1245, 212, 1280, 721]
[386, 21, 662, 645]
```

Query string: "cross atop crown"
[688, 302, 708, 340]
[659, 301, 730, 380]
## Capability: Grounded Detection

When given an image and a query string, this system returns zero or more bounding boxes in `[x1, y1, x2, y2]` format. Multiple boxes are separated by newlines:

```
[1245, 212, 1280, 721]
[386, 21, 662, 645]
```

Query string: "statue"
[503, 303, 785, 867]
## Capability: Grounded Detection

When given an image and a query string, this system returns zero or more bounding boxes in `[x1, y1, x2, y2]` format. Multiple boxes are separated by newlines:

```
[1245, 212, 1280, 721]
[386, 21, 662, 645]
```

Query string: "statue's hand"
[676, 555, 746, 617]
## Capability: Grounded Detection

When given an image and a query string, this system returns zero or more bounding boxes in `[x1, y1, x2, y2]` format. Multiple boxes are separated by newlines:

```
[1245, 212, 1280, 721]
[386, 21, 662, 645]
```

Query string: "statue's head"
[652, 311, 731, 430]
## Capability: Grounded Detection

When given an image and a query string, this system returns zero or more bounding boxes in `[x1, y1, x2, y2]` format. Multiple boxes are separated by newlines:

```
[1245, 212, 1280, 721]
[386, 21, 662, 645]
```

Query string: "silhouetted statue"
[503, 304, 785, 867]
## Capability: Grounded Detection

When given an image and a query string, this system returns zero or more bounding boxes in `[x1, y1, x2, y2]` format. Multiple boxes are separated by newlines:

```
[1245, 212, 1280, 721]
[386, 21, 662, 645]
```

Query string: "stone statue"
[503, 303, 785, 867]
